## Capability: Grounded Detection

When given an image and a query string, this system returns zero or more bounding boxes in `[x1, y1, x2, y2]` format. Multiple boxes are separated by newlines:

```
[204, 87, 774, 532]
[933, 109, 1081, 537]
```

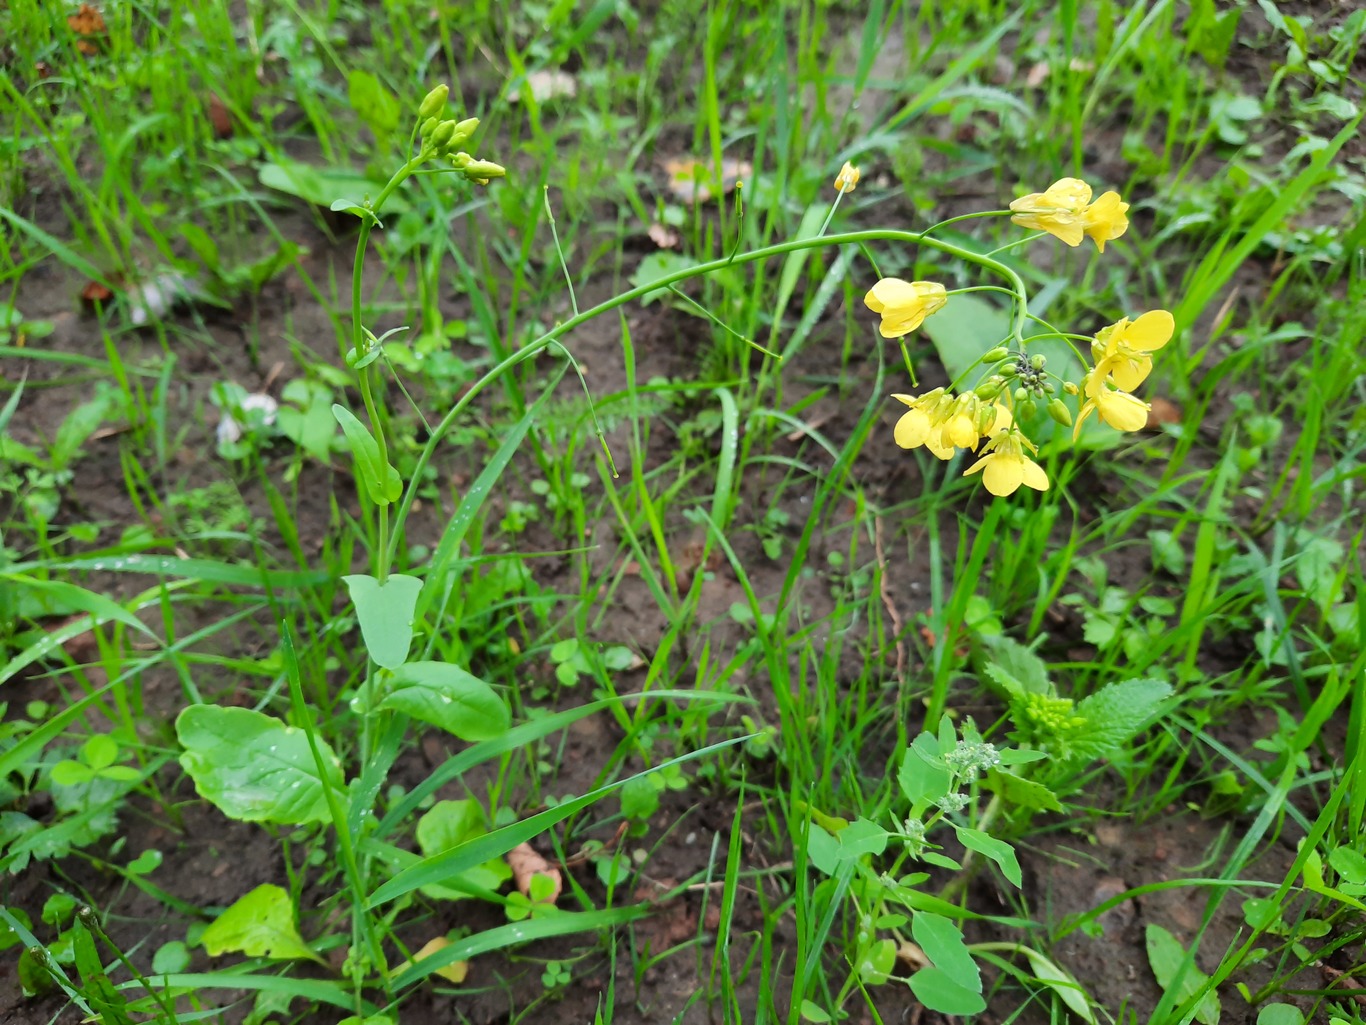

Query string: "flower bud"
[1014, 387, 1029, 403]
[1063, 381, 1080, 396]
[418, 84, 450, 121]
[834, 161, 860, 193]
[1030, 354, 1047, 371]
[448, 117, 479, 149]
[1019, 398, 1037, 420]
[975, 404, 997, 433]
[1000, 363, 1019, 379]
[974, 380, 1001, 401]
[1046, 398, 1073, 427]
[460, 158, 507, 181]
[420, 116, 439, 138]
[429, 119, 457, 150]
[982, 346, 1009, 363]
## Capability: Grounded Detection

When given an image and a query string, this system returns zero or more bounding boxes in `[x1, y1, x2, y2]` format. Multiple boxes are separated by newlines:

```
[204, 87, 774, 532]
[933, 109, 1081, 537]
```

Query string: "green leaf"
[412, 800, 513, 901]
[979, 635, 1053, 696]
[379, 661, 508, 740]
[953, 825, 1022, 887]
[898, 734, 952, 809]
[839, 818, 889, 858]
[1068, 678, 1173, 767]
[805, 823, 841, 877]
[799, 1000, 833, 1023]
[1020, 947, 1096, 1024]
[1296, 535, 1343, 611]
[857, 937, 896, 984]
[151, 941, 190, 975]
[983, 769, 1063, 812]
[908, 966, 987, 1016]
[176, 705, 343, 825]
[629, 252, 699, 305]
[1257, 1003, 1304, 1025]
[259, 157, 409, 215]
[342, 573, 422, 670]
[1329, 846, 1366, 885]
[1144, 924, 1221, 1025]
[348, 70, 400, 140]
[912, 913, 980, 990]
[202, 884, 320, 962]
[332, 405, 402, 506]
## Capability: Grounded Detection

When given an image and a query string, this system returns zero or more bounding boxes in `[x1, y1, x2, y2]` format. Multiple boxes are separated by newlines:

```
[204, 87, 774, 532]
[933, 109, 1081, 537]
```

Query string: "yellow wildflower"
[865, 279, 947, 338]
[891, 390, 954, 459]
[892, 392, 1013, 462]
[963, 429, 1049, 496]
[1091, 310, 1174, 392]
[1009, 177, 1092, 246]
[1073, 372, 1150, 438]
[1081, 191, 1130, 252]
[834, 161, 860, 193]
[1010, 177, 1130, 251]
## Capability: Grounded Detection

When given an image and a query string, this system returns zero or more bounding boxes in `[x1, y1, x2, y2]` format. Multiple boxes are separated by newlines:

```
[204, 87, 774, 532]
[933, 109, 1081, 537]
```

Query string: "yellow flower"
[834, 161, 860, 193]
[865, 279, 947, 338]
[1074, 372, 1150, 438]
[892, 390, 952, 459]
[1081, 191, 1130, 252]
[1009, 177, 1092, 246]
[963, 430, 1049, 496]
[1011, 177, 1130, 251]
[1090, 310, 1175, 392]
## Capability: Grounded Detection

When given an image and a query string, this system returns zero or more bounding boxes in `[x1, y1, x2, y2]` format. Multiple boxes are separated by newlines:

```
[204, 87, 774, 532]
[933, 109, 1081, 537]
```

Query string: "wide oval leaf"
[202, 883, 320, 962]
[343, 573, 422, 670]
[176, 706, 343, 824]
[379, 661, 508, 741]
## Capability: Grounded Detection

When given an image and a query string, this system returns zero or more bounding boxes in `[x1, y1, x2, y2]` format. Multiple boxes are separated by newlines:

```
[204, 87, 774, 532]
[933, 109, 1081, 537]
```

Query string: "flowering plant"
[860, 174, 1174, 496]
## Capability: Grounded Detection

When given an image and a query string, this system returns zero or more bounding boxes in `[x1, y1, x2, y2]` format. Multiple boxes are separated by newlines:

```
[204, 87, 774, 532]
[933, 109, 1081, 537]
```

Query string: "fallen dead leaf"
[647, 222, 680, 249]
[80, 280, 113, 304]
[506, 842, 563, 905]
[394, 937, 468, 984]
[896, 940, 929, 970]
[67, 3, 106, 54]
[661, 157, 750, 203]
[1146, 396, 1181, 429]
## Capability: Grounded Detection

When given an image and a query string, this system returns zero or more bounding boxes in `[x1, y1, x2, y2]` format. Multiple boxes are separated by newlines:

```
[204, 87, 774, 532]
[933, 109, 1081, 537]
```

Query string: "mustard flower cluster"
[860, 176, 1175, 496]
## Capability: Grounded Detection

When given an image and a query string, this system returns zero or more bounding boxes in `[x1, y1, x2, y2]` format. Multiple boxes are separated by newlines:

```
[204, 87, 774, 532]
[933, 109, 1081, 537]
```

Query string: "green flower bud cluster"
[943, 740, 1001, 780]
[1017, 692, 1086, 739]
[416, 84, 507, 184]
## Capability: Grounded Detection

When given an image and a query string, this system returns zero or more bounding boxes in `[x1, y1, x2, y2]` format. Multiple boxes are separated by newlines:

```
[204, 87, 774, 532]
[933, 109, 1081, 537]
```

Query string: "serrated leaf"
[202, 884, 320, 962]
[379, 661, 508, 740]
[979, 635, 1053, 695]
[176, 706, 343, 825]
[984, 769, 1063, 812]
[1068, 678, 1172, 767]
[343, 573, 422, 670]
[1144, 924, 1220, 1025]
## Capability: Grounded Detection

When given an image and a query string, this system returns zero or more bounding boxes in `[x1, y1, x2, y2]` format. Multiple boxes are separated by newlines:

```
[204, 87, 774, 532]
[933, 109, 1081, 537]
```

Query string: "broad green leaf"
[980, 635, 1053, 696]
[857, 937, 896, 984]
[412, 800, 513, 901]
[151, 941, 190, 975]
[379, 661, 507, 740]
[805, 823, 841, 877]
[1144, 924, 1221, 1025]
[629, 252, 699, 304]
[1296, 535, 1343, 611]
[912, 912, 980, 990]
[954, 825, 1022, 887]
[176, 706, 343, 825]
[343, 573, 422, 670]
[332, 405, 402, 506]
[898, 734, 952, 810]
[1328, 846, 1366, 885]
[259, 156, 410, 215]
[908, 966, 987, 1016]
[201, 884, 320, 962]
[839, 818, 889, 858]
[347, 70, 400, 140]
[799, 1000, 833, 1023]
[1068, 678, 1173, 767]
[1021, 947, 1095, 1024]
[1257, 1004, 1304, 1025]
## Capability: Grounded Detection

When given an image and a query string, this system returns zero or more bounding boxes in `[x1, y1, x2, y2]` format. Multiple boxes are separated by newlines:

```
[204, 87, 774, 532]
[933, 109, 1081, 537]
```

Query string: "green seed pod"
[1030, 354, 1047, 371]
[982, 346, 1009, 364]
[1047, 398, 1073, 427]
[418, 84, 450, 121]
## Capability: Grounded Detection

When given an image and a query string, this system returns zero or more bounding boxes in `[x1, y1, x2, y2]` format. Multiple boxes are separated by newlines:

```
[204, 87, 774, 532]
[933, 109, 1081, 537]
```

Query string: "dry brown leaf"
[80, 280, 113, 303]
[506, 842, 563, 905]
[206, 93, 233, 139]
[647, 222, 680, 249]
[661, 157, 751, 203]
[68, 3, 106, 52]
[1025, 61, 1051, 88]
[1146, 396, 1181, 429]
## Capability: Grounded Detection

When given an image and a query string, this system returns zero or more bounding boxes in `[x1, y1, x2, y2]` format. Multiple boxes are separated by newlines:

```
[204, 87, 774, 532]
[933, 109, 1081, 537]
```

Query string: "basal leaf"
[379, 661, 508, 741]
[343, 573, 422, 670]
[176, 706, 343, 825]
[202, 884, 320, 962]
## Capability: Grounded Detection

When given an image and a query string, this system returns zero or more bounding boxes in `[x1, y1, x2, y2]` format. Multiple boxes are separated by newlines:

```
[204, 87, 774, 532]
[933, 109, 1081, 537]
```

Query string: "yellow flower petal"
[981, 454, 1026, 496]
[1009, 178, 1093, 247]
[894, 407, 932, 449]
[1081, 191, 1130, 252]
[863, 279, 947, 338]
[834, 161, 860, 193]
[1096, 389, 1150, 432]
[1020, 457, 1049, 492]
[1124, 310, 1175, 351]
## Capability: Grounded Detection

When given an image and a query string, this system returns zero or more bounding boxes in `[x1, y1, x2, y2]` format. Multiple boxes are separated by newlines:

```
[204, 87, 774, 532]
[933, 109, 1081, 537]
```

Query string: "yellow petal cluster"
[864, 279, 947, 338]
[1010, 177, 1129, 252]
[1090, 310, 1175, 391]
[963, 429, 1049, 497]
[892, 390, 1011, 461]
